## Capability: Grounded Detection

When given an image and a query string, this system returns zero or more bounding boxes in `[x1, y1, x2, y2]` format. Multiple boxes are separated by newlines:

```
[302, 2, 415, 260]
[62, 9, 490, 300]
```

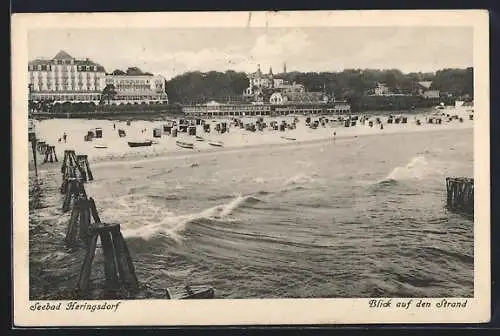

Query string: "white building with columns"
[104, 74, 168, 104]
[28, 50, 168, 104]
[28, 50, 107, 103]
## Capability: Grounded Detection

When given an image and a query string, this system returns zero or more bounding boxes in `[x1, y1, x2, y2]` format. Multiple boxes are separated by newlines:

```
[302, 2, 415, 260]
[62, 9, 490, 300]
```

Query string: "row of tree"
[164, 67, 473, 105]
[108, 67, 154, 76]
[165, 70, 250, 104]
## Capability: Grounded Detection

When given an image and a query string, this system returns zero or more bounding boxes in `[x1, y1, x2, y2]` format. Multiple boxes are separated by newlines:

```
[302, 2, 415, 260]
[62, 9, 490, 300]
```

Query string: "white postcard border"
[12, 10, 490, 326]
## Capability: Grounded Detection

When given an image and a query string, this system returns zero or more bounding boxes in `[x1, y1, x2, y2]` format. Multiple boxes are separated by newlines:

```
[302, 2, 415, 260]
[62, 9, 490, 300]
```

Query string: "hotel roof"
[28, 50, 106, 72]
[53, 50, 74, 60]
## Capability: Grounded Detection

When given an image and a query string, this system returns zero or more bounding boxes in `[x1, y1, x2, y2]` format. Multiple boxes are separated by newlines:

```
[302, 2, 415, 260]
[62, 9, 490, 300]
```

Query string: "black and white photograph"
[12, 10, 490, 326]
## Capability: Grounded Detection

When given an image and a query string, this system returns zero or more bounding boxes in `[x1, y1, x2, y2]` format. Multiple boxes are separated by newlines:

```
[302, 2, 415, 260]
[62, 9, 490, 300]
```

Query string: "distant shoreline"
[30, 119, 473, 174]
[32, 107, 436, 121]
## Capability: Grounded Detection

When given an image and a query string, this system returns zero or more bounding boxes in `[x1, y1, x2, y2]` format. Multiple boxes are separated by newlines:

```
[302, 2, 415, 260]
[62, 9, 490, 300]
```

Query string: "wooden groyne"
[77, 223, 140, 297]
[446, 177, 474, 215]
[32, 152, 216, 300]
[37, 142, 58, 164]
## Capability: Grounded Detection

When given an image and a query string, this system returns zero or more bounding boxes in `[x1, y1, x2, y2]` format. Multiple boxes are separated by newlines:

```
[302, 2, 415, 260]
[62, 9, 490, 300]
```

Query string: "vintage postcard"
[12, 10, 490, 326]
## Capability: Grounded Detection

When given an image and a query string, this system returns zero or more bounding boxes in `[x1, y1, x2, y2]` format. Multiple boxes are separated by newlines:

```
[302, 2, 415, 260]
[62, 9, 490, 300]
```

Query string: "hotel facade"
[28, 50, 168, 104]
[28, 51, 106, 103]
[104, 74, 168, 104]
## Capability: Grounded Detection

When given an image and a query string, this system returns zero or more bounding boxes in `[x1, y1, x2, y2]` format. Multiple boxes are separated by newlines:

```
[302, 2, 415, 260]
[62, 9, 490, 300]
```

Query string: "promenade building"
[28, 50, 106, 103]
[272, 101, 351, 116]
[104, 74, 168, 104]
[269, 91, 328, 105]
[183, 99, 350, 117]
[183, 100, 272, 117]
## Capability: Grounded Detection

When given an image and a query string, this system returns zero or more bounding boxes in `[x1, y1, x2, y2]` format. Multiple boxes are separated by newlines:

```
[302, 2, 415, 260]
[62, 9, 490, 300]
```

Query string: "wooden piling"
[445, 177, 474, 215]
[36, 141, 46, 153]
[76, 222, 139, 296]
[61, 150, 86, 181]
[31, 137, 38, 178]
[51, 146, 58, 162]
[62, 178, 87, 212]
[76, 154, 94, 182]
[65, 193, 94, 247]
[42, 145, 57, 163]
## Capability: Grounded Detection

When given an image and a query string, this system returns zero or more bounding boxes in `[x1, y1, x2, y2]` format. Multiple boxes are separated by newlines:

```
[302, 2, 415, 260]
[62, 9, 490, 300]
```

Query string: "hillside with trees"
[430, 67, 473, 97]
[166, 70, 249, 104]
[165, 67, 473, 110]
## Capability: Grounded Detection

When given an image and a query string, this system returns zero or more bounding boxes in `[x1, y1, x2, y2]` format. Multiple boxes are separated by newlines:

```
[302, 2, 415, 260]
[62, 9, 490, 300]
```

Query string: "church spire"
[268, 66, 273, 76]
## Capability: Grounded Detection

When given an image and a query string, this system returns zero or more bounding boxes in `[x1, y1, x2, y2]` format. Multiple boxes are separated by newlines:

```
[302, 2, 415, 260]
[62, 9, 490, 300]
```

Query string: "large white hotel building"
[28, 50, 168, 104]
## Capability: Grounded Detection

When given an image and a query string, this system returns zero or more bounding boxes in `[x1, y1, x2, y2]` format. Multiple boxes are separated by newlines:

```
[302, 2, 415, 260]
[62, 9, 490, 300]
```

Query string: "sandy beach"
[31, 107, 473, 170]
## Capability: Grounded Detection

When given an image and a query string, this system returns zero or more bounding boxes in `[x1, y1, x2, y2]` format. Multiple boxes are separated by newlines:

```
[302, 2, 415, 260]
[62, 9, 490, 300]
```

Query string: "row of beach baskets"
[84, 128, 103, 141]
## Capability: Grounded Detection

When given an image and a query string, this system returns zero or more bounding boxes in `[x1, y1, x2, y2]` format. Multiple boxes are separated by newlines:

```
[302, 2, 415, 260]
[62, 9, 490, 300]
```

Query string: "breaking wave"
[121, 194, 263, 243]
[382, 156, 430, 182]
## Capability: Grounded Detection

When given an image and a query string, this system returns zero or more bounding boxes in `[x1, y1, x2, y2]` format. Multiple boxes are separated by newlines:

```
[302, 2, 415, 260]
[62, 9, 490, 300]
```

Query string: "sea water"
[30, 128, 473, 299]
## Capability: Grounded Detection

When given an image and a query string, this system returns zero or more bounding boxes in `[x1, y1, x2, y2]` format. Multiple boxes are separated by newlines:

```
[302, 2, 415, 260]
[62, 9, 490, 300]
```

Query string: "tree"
[126, 67, 144, 75]
[430, 68, 473, 97]
[166, 70, 249, 104]
[101, 84, 117, 104]
[162, 67, 472, 106]
[112, 69, 126, 75]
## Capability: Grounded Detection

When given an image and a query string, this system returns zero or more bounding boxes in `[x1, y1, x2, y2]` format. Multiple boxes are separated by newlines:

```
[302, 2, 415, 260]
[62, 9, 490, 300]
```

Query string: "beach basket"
[95, 128, 103, 138]
[153, 128, 162, 138]
[163, 124, 172, 134]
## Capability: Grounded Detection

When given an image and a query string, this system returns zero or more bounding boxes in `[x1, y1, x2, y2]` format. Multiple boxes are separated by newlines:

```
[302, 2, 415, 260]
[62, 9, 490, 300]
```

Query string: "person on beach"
[113, 123, 116, 130]
[63, 132, 67, 143]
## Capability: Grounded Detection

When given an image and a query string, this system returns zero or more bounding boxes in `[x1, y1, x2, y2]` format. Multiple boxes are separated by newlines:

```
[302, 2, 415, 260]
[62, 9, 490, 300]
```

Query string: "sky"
[28, 26, 473, 79]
